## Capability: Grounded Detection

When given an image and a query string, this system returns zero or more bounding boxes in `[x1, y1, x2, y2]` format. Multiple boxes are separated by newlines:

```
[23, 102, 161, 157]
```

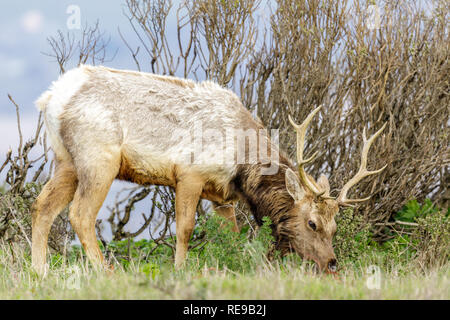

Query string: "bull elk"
[32, 65, 386, 274]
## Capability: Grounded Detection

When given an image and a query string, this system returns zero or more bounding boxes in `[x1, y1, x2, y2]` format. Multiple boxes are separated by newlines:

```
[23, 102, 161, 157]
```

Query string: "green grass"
[0, 244, 448, 299]
[0, 212, 448, 300]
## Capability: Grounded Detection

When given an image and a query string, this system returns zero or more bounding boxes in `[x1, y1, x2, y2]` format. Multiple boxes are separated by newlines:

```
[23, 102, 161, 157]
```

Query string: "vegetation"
[0, 204, 448, 299]
[0, 0, 448, 299]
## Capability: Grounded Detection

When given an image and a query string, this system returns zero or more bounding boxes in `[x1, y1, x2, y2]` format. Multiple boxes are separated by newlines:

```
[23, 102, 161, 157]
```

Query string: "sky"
[0, 0, 180, 240]
[0, 0, 153, 109]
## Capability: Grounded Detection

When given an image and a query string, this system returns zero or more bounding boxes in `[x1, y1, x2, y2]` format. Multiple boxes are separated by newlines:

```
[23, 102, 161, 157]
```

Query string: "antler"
[337, 123, 387, 206]
[288, 106, 325, 196]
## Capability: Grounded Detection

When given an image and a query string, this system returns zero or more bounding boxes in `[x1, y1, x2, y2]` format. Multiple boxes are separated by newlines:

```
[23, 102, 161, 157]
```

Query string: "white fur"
[35, 68, 89, 157]
[35, 65, 277, 187]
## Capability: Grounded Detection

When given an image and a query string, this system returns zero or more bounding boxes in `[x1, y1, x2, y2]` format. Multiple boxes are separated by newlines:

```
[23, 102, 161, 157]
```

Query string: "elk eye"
[308, 220, 317, 231]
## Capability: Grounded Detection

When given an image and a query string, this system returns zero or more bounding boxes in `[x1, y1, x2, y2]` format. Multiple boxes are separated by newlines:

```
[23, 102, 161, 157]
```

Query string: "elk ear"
[285, 168, 306, 202]
[317, 174, 330, 196]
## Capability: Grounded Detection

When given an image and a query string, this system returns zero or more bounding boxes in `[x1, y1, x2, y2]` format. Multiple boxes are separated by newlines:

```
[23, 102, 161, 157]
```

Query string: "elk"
[32, 65, 386, 274]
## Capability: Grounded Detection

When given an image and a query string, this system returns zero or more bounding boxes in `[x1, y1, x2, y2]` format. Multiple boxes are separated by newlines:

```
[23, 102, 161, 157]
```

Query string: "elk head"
[284, 106, 387, 273]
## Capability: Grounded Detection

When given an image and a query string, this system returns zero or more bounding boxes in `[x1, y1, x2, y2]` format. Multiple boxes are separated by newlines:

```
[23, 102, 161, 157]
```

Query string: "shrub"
[380, 199, 448, 270]
[411, 204, 449, 269]
[0, 182, 72, 253]
[90, 214, 275, 274]
[190, 214, 275, 273]
[0, 96, 73, 253]
[394, 199, 444, 222]
[333, 208, 373, 265]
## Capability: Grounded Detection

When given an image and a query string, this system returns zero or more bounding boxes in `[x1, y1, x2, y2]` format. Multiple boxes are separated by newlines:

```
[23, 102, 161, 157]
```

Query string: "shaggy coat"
[32, 65, 340, 273]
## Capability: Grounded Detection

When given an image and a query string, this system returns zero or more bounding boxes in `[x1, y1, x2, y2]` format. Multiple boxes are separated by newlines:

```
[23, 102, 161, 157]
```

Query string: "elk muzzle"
[327, 258, 337, 273]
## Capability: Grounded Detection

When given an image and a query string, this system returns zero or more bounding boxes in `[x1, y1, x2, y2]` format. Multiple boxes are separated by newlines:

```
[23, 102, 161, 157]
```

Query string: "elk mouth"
[327, 259, 337, 273]
[287, 242, 337, 273]
[312, 261, 338, 274]
[299, 253, 323, 273]
[300, 253, 336, 274]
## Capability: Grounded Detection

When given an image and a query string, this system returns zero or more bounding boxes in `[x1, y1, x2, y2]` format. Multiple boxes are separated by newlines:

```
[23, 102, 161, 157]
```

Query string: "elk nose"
[327, 259, 337, 273]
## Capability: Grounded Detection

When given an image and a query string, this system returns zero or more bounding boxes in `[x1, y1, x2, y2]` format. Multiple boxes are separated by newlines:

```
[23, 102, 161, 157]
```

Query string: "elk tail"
[35, 91, 52, 112]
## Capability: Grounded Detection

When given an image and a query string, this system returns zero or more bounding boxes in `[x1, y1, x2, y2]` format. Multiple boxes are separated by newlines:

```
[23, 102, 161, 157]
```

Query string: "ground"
[0, 244, 448, 299]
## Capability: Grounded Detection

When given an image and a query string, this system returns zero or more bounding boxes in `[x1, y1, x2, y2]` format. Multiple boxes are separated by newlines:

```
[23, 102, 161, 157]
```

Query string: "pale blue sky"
[0, 0, 145, 138]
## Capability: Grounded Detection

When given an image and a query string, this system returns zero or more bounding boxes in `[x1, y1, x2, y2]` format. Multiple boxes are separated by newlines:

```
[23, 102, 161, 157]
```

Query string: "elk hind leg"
[213, 202, 239, 232]
[32, 162, 78, 274]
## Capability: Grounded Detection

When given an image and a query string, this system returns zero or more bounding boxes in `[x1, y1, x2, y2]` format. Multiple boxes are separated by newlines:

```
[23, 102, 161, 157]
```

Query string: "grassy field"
[0, 213, 448, 300]
[0, 245, 448, 299]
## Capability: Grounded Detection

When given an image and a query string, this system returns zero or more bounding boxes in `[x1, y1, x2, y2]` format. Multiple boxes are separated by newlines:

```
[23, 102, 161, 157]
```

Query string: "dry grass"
[0, 243, 448, 300]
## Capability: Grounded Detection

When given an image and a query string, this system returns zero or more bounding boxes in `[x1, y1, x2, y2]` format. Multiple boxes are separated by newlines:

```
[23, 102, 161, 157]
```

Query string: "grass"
[0, 212, 448, 300]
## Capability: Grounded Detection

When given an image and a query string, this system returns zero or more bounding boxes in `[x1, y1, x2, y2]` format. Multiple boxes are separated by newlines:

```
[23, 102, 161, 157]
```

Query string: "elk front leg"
[174, 175, 203, 269]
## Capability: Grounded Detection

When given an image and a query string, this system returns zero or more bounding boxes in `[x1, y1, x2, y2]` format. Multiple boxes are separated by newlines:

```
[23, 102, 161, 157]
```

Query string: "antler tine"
[337, 122, 387, 205]
[289, 106, 324, 196]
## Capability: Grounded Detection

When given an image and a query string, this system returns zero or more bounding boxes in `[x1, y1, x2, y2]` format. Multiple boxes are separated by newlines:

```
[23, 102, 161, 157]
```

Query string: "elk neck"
[232, 155, 296, 228]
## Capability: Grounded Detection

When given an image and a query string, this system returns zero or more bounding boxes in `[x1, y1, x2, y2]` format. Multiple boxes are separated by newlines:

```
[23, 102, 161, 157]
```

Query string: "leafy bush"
[394, 199, 446, 222]
[333, 208, 373, 264]
[49, 199, 448, 275]
[89, 214, 275, 274]
[101, 238, 173, 269]
[333, 200, 449, 272]
[382, 199, 449, 269]
[411, 205, 449, 269]
[190, 214, 275, 273]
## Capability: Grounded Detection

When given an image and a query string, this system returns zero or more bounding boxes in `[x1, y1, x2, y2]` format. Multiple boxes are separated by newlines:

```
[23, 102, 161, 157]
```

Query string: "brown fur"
[232, 156, 338, 270]
[117, 151, 177, 187]
[233, 157, 297, 251]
